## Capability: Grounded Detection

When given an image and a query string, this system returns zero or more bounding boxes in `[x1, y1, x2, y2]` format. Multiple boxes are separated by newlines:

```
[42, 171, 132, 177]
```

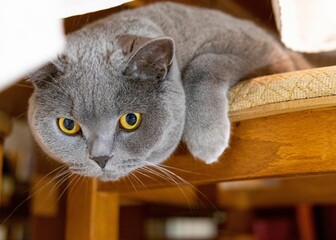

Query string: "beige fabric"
[229, 66, 336, 122]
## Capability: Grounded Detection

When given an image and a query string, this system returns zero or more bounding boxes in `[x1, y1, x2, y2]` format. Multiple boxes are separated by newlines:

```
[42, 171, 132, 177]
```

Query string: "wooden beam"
[217, 174, 336, 209]
[100, 108, 336, 192]
[121, 185, 198, 207]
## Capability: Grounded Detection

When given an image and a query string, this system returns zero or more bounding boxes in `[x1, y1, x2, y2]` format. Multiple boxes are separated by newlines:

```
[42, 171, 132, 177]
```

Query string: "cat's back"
[68, 2, 288, 72]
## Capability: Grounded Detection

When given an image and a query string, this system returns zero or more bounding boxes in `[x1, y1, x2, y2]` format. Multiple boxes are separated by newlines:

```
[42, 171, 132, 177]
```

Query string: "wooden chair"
[63, 66, 336, 240]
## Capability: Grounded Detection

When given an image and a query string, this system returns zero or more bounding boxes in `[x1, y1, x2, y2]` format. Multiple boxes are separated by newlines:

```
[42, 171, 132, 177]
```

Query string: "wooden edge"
[229, 95, 336, 122]
[120, 185, 198, 207]
[216, 174, 336, 209]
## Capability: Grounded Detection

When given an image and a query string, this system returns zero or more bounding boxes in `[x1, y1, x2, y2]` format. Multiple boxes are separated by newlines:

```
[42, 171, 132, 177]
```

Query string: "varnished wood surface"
[99, 107, 336, 192]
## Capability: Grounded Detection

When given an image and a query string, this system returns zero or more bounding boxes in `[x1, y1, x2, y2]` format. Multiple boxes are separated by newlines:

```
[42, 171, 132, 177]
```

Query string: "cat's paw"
[183, 123, 230, 164]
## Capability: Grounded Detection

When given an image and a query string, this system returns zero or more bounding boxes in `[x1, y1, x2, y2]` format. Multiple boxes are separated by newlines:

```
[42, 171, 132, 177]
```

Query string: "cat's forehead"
[56, 65, 162, 119]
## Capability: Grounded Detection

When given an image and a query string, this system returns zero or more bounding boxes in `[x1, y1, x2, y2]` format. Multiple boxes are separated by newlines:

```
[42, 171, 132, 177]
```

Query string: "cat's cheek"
[35, 121, 84, 164]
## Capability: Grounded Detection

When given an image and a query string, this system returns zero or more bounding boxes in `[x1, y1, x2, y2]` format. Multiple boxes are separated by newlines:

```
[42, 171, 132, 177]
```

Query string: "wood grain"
[100, 108, 336, 192]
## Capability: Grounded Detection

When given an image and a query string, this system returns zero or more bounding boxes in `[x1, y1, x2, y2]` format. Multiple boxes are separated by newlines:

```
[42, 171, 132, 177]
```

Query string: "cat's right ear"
[29, 56, 66, 89]
[117, 35, 153, 55]
[28, 63, 61, 89]
[117, 34, 175, 81]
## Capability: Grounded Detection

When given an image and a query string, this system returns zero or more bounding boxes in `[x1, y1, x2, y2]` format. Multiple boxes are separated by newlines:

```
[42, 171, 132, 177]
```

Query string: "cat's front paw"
[183, 121, 230, 164]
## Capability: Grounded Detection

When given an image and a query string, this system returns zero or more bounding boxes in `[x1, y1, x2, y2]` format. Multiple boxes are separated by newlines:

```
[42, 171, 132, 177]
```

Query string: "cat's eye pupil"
[63, 118, 75, 130]
[125, 113, 137, 126]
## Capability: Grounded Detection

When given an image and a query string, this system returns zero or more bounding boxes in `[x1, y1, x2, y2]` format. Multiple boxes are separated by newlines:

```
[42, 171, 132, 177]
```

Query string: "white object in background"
[0, 0, 133, 92]
[4, 119, 35, 183]
[272, 0, 336, 53]
[59, 0, 133, 18]
[0, 0, 65, 91]
[0, 225, 7, 240]
[166, 217, 217, 239]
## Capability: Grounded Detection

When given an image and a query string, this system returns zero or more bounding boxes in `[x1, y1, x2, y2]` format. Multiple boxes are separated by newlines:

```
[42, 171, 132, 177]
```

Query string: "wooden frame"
[66, 107, 336, 239]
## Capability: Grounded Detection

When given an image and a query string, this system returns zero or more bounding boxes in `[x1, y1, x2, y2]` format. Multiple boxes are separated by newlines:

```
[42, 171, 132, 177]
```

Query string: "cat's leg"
[182, 53, 246, 164]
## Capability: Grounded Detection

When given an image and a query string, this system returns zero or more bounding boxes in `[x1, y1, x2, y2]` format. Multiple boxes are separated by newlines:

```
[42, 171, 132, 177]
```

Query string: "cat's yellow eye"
[58, 118, 81, 135]
[119, 113, 142, 131]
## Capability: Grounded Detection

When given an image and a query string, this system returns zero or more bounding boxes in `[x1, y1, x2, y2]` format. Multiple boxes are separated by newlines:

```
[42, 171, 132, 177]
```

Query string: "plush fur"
[28, 2, 302, 181]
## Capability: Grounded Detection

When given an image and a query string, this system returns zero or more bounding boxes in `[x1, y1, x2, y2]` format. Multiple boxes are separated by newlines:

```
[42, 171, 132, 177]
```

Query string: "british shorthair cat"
[28, 2, 304, 181]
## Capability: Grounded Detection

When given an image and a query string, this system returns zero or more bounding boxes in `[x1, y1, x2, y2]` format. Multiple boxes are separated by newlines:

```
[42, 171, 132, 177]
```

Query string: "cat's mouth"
[69, 160, 143, 181]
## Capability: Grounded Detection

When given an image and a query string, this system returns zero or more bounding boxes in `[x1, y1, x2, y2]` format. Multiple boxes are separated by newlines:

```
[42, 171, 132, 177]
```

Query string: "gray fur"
[28, 2, 303, 181]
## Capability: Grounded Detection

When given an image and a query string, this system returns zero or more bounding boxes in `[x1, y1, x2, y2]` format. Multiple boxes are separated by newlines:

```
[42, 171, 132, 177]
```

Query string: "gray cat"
[28, 2, 304, 181]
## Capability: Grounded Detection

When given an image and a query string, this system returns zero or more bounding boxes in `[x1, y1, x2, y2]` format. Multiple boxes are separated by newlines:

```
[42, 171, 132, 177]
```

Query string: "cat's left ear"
[121, 36, 175, 80]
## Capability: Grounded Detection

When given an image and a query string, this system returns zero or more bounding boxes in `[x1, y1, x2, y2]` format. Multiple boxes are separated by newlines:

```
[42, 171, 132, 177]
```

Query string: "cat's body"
[29, 2, 304, 181]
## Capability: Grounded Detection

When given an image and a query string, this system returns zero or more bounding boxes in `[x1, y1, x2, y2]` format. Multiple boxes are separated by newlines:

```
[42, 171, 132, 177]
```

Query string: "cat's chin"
[69, 168, 123, 182]
[70, 166, 140, 182]
[98, 173, 122, 182]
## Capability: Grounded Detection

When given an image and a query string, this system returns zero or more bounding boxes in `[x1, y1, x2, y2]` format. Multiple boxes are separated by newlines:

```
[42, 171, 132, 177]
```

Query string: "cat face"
[28, 34, 185, 181]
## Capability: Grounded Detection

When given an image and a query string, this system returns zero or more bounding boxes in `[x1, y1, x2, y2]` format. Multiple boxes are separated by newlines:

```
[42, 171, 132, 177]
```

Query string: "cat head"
[28, 33, 185, 181]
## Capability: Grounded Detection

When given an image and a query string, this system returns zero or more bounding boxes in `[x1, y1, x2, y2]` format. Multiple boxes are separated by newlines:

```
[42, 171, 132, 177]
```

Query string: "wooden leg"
[31, 174, 66, 240]
[66, 176, 119, 240]
[297, 204, 316, 240]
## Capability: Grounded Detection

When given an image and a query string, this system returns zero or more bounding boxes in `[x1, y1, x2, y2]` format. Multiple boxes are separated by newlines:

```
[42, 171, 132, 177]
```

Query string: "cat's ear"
[117, 35, 153, 55]
[29, 56, 66, 89]
[118, 35, 175, 80]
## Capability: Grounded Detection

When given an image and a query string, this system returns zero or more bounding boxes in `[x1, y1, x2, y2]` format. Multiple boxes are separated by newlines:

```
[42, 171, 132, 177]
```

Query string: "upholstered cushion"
[229, 66, 336, 122]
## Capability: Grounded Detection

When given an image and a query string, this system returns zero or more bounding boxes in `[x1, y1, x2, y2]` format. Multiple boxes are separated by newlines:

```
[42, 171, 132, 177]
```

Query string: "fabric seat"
[229, 66, 336, 121]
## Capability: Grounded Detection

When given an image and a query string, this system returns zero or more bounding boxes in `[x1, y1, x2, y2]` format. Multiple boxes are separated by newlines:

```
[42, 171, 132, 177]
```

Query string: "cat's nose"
[90, 155, 110, 169]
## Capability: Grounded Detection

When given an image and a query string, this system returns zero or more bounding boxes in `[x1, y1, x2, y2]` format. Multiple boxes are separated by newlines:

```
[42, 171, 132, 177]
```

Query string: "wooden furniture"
[64, 66, 336, 240]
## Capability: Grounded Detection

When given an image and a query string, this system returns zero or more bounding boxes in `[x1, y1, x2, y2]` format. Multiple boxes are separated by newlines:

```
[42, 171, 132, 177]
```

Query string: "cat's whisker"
[140, 166, 173, 183]
[44, 169, 72, 193]
[130, 170, 149, 192]
[30, 166, 70, 201]
[30, 165, 68, 193]
[127, 175, 139, 194]
[1, 165, 70, 226]
[146, 165, 196, 210]
[63, 174, 82, 203]
[142, 165, 187, 192]
[144, 162, 219, 210]
[33, 169, 72, 210]
[157, 163, 210, 177]
[148, 164, 198, 195]
[51, 171, 74, 202]
[135, 168, 164, 185]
